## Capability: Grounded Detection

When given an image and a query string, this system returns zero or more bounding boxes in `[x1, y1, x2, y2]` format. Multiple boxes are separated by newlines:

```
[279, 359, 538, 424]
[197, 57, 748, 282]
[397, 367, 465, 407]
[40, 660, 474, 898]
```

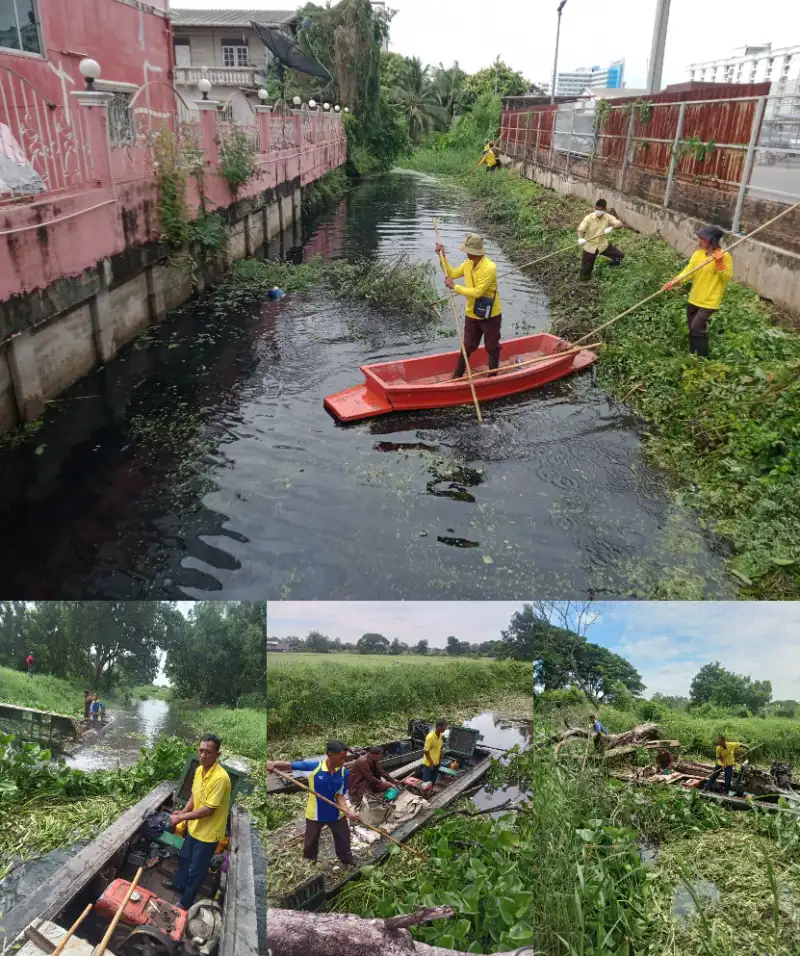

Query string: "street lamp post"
[550, 0, 568, 105]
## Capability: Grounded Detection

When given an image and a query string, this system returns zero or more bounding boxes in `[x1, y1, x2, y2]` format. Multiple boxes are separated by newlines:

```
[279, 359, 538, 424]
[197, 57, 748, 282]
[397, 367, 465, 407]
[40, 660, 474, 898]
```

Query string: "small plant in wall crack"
[218, 126, 262, 195]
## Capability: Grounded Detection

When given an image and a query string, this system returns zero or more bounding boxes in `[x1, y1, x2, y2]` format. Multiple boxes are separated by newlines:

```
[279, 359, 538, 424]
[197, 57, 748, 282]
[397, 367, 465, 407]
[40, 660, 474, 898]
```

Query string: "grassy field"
[533, 704, 800, 955]
[130, 684, 173, 701]
[182, 705, 265, 763]
[0, 666, 84, 716]
[401, 151, 800, 599]
[267, 653, 530, 755]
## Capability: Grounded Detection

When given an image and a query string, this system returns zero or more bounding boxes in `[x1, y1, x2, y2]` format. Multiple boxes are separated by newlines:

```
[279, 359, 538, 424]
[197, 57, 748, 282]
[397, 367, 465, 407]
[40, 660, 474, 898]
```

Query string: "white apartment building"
[546, 60, 625, 97]
[687, 43, 800, 117]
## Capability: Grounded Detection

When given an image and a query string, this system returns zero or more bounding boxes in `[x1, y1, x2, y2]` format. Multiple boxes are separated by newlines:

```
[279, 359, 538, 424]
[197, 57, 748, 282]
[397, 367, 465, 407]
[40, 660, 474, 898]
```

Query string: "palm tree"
[432, 61, 466, 120]
[388, 57, 449, 143]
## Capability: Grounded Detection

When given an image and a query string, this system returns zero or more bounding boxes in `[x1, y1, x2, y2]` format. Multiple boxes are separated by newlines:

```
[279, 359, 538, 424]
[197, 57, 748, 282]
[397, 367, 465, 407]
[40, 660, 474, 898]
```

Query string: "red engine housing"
[96, 880, 187, 942]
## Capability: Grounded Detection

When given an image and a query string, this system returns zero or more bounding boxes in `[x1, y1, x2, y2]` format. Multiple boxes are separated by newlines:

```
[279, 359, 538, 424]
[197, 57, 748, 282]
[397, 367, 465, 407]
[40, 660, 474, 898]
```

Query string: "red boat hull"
[324, 333, 597, 422]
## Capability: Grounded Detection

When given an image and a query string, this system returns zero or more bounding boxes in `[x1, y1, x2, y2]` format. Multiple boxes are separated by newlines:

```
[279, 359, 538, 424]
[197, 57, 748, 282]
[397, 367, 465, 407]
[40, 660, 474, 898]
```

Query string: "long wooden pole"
[52, 905, 93, 956]
[572, 198, 800, 349]
[92, 866, 143, 956]
[466, 342, 601, 382]
[497, 242, 578, 279]
[270, 767, 428, 860]
[432, 219, 483, 424]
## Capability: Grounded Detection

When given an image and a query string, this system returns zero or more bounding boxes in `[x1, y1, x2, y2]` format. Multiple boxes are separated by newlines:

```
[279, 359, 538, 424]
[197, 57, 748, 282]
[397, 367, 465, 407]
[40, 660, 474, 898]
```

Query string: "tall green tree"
[357, 633, 389, 654]
[388, 57, 448, 144]
[457, 58, 529, 113]
[432, 61, 466, 120]
[689, 662, 772, 713]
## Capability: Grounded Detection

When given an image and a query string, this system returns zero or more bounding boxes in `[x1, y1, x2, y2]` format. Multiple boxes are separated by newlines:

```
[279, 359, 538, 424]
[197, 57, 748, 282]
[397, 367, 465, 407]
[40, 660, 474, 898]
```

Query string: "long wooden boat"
[1, 759, 259, 956]
[324, 333, 597, 422]
[278, 727, 494, 911]
[267, 722, 431, 795]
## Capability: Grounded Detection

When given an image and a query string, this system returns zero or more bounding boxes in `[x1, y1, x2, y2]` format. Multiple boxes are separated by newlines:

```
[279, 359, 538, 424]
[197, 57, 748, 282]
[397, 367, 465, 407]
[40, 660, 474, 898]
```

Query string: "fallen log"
[553, 723, 661, 755]
[267, 907, 536, 956]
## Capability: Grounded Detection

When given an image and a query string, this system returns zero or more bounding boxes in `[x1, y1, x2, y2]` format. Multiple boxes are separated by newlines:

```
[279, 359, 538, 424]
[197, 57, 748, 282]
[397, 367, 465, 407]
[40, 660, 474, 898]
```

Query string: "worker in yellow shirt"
[165, 734, 231, 910]
[435, 234, 503, 378]
[422, 718, 448, 785]
[479, 142, 498, 172]
[662, 224, 733, 358]
[703, 734, 748, 794]
[578, 198, 625, 280]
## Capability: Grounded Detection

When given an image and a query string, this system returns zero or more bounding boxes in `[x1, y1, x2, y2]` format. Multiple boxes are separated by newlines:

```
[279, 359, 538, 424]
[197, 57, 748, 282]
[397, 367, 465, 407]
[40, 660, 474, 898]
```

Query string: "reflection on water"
[463, 711, 531, 813]
[66, 699, 196, 771]
[0, 172, 733, 599]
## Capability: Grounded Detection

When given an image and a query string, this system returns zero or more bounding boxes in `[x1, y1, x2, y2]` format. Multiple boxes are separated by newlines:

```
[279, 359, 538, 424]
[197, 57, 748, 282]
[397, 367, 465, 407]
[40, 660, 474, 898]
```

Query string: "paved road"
[749, 162, 800, 202]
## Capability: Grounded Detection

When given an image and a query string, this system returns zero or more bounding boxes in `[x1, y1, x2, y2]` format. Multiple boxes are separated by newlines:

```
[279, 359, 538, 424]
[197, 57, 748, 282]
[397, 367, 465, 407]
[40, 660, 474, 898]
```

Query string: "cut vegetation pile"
[534, 703, 800, 954]
[402, 150, 800, 599]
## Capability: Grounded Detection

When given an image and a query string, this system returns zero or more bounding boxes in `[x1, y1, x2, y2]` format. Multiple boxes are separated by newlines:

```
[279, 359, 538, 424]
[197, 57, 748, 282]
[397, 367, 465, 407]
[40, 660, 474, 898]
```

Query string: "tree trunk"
[266, 908, 536, 956]
[550, 723, 660, 755]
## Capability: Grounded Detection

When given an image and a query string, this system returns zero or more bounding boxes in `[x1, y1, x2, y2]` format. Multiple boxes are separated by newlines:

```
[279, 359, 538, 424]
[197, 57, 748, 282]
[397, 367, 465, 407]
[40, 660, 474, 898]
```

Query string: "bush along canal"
[0, 170, 750, 600]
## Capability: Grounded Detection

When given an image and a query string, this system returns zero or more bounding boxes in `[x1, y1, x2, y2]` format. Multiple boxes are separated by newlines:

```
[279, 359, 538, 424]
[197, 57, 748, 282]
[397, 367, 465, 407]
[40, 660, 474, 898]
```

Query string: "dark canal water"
[0, 171, 732, 599]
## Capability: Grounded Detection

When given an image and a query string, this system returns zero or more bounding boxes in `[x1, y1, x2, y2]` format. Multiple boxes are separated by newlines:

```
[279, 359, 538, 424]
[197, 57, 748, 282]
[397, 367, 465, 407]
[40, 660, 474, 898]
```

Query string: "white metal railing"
[502, 93, 800, 234]
[0, 64, 93, 200]
[173, 66, 260, 88]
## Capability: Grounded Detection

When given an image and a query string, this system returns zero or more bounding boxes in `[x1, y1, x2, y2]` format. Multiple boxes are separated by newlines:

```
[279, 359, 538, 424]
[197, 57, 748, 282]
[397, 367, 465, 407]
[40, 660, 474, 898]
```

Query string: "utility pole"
[646, 0, 671, 94]
[550, 0, 568, 105]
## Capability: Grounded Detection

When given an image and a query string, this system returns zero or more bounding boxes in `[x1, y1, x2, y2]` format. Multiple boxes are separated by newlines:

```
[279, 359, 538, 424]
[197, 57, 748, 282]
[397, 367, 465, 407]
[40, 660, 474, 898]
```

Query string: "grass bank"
[130, 684, 172, 701]
[0, 667, 85, 716]
[266, 654, 530, 753]
[181, 705, 265, 763]
[531, 744, 800, 955]
[401, 150, 800, 599]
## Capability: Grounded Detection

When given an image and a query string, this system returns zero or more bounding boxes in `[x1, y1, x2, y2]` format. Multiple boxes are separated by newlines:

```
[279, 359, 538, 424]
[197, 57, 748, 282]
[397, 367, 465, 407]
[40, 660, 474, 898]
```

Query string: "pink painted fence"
[0, 85, 347, 302]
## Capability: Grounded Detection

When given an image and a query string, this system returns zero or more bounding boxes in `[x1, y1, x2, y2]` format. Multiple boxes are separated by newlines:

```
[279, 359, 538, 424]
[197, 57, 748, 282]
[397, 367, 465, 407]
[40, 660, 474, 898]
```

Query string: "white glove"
[578, 237, 587, 246]
[603, 227, 613, 234]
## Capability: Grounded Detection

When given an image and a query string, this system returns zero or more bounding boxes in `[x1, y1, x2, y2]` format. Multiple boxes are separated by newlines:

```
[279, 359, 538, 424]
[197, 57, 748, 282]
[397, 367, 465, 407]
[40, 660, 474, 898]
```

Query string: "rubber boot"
[689, 333, 709, 359]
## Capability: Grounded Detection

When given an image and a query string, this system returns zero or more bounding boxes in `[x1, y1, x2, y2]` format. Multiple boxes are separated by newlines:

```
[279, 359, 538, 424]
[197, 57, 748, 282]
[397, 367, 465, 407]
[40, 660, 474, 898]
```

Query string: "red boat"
[324, 333, 597, 422]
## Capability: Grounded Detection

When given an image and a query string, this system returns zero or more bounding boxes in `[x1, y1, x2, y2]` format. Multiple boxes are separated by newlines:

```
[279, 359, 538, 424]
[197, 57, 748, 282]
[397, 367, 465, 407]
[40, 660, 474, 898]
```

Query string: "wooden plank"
[220, 805, 260, 956]
[1, 780, 175, 949]
[387, 757, 426, 780]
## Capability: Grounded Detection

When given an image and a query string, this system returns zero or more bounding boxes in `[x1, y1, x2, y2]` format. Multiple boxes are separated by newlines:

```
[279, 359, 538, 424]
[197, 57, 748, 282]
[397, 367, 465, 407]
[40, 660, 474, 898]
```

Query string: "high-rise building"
[550, 60, 625, 97]
[687, 43, 800, 118]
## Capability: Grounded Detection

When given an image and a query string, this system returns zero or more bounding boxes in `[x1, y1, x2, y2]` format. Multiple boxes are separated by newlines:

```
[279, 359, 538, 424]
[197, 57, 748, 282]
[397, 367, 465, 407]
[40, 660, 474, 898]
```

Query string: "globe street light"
[79, 58, 101, 91]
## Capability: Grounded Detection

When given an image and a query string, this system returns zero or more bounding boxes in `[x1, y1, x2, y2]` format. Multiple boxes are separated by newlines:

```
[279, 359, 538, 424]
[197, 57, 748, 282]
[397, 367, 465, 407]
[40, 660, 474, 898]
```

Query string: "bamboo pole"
[497, 242, 578, 279]
[51, 905, 93, 956]
[92, 867, 143, 956]
[270, 766, 428, 860]
[432, 219, 482, 424]
[466, 342, 601, 382]
[572, 198, 800, 349]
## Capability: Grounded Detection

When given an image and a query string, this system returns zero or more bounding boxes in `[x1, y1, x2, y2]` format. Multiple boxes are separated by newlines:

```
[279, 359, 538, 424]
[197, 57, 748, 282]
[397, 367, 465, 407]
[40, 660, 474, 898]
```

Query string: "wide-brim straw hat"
[460, 234, 486, 256]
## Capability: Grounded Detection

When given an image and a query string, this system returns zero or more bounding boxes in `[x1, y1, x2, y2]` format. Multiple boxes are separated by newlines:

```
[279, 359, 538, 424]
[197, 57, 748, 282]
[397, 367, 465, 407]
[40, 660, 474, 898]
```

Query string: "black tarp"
[251, 22, 331, 80]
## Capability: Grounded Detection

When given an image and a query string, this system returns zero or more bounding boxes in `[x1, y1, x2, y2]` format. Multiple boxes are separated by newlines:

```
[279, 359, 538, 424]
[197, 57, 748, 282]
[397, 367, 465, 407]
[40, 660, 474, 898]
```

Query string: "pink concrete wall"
[0, 0, 173, 110]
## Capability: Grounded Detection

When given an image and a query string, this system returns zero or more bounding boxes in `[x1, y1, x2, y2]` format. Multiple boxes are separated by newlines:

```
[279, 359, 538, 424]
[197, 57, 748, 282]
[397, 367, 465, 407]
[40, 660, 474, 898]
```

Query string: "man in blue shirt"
[268, 740, 357, 866]
[590, 713, 608, 751]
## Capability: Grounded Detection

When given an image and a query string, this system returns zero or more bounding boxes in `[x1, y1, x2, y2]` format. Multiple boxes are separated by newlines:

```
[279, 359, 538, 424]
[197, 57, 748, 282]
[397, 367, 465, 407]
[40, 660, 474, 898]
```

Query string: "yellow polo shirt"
[423, 730, 444, 768]
[715, 742, 741, 768]
[577, 211, 623, 254]
[188, 761, 231, 843]
[441, 255, 502, 319]
[675, 249, 734, 310]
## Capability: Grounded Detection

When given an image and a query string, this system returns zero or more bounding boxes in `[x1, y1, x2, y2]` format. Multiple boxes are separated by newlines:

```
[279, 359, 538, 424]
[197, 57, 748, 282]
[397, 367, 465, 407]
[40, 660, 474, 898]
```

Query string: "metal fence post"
[732, 95, 766, 234]
[548, 108, 557, 168]
[523, 111, 531, 165]
[565, 107, 575, 177]
[618, 107, 636, 192]
[535, 109, 542, 164]
[663, 101, 686, 208]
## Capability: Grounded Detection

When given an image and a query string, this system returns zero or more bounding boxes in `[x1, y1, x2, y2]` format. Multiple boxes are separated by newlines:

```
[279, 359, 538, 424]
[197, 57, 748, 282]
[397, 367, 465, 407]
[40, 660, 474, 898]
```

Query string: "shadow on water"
[0, 171, 733, 599]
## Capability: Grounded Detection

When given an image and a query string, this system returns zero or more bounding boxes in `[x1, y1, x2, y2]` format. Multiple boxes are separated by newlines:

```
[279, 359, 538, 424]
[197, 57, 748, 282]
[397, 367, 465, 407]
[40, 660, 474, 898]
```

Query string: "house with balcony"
[169, 7, 299, 108]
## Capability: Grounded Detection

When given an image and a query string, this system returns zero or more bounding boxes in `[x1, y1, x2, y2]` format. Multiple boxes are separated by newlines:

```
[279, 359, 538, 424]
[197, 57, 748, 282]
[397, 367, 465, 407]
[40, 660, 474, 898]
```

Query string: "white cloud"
[600, 602, 800, 700]
[174, 0, 795, 88]
[267, 601, 528, 648]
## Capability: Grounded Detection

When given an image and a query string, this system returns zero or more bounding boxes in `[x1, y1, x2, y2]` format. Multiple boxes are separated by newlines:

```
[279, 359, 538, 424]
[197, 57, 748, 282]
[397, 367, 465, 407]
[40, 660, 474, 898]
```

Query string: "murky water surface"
[0, 171, 732, 599]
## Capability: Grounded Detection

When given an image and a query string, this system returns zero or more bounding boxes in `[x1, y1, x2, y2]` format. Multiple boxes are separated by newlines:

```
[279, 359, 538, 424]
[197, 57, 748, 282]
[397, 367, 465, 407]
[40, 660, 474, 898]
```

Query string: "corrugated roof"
[169, 8, 297, 28]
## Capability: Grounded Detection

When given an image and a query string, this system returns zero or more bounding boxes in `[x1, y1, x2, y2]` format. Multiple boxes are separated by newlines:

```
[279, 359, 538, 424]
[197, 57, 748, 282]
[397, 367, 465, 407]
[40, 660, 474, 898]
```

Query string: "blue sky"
[585, 602, 800, 701]
[268, 601, 800, 700]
